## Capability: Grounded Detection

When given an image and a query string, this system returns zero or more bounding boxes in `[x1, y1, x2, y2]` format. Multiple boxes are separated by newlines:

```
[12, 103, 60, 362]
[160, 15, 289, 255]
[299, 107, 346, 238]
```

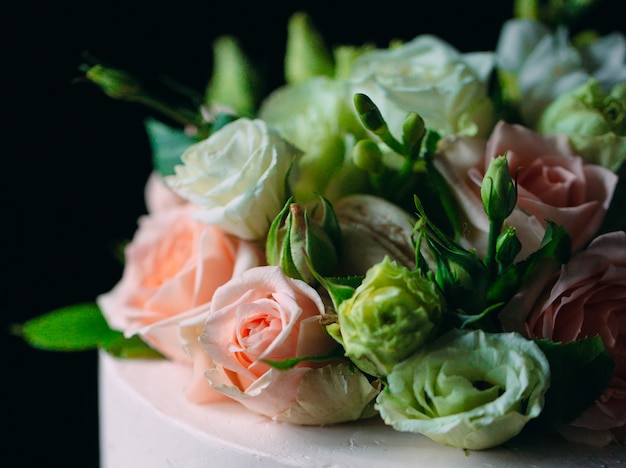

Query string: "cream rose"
[525, 231, 626, 437]
[198, 266, 348, 421]
[347, 34, 496, 139]
[477, 121, 618, 252]
[96, 204, 264, 362]
[166, 118, 301, 241]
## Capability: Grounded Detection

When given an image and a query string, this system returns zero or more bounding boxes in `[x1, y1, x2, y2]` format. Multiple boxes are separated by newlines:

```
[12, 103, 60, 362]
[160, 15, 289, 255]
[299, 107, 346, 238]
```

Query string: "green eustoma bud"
[352, 140, 384, 174]
[402, 112, 426, 160]
[266, 196, 340, 285]
[481, 154, 517, 223]
[495, 224, 521, 270]
[84, 64, 203, 130]
[353, 93, 405, 155]
[85, 64, 142, 99]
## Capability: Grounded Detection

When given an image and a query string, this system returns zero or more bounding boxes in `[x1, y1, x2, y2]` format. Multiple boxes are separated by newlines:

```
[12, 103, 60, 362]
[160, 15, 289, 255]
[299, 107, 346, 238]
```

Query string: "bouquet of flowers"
[17, 0, 625, 451]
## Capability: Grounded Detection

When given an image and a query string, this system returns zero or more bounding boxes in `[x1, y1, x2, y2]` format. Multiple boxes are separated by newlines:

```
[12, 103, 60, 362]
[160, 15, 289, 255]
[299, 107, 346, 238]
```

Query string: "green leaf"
[262, 348, 345, 370]
[103, 334, 164, 359]
[145, 118, 197, 177]
[14, 302, 163, 359]
[15, 303, 120, 351]
[529, 336, 615, 432]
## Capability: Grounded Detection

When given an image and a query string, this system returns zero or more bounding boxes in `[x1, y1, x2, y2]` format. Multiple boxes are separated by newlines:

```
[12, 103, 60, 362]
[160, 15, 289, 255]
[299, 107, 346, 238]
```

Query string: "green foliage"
[145, 118, 198, 177]
[14, 303, 162, 359]
[529, 336, 615, 431]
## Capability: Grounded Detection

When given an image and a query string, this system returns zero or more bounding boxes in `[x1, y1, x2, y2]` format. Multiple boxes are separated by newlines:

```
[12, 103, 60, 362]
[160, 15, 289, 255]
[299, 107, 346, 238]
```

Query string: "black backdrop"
[5, 1, 623, 466]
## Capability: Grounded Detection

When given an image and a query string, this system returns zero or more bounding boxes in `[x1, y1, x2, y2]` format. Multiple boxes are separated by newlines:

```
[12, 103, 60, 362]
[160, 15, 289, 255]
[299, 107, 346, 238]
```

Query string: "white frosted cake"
[15, 5, 623, 468]
[99, 352, 626, 467]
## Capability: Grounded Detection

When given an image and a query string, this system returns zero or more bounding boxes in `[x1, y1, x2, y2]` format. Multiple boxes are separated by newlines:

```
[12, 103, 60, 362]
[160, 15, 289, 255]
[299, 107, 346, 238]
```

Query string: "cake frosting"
[99, 352, 626, 467]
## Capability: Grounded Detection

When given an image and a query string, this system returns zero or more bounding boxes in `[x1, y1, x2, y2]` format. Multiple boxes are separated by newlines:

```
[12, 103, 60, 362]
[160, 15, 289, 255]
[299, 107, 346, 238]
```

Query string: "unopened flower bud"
[481, 155, 517, 223]
[495, 224, 521, 268]
[266, 197, 340, 285]
[205, 35, 258, 117]
[352, 140, 384, 174]
[285, 12, 334, 84]
[402, 112, 426, 157]
[354, 93, 387, 135]
[85, 65, 142, 100]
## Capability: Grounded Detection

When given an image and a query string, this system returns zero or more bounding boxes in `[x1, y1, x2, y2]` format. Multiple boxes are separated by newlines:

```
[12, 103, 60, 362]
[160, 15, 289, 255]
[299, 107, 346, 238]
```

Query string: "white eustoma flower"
[166, 118, 301, 241]
[346, 35, 496, 139]
[496, 18, 626, 128]
[376, 329, 550, 450]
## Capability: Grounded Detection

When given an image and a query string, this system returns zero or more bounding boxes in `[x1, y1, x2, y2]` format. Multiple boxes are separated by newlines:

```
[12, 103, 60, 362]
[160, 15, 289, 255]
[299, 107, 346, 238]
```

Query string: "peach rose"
[474, 121, 618, 252]
[197, 266, 338, 419]
[144, 171, 188, 213]
[96, 204, 264, 362]
[526, 231, 626, 437]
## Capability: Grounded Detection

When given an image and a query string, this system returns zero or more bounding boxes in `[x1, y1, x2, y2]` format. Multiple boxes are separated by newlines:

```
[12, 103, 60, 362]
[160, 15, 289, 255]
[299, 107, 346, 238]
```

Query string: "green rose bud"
[538, 78, 626, 172]
[481, 154, 517, 223]
[376, 329, 550, 450]
[336, 256, 445, 377]
[205, 35, 258, 117]
[266, 196, 341, 285]
[285, 12, 334, 84]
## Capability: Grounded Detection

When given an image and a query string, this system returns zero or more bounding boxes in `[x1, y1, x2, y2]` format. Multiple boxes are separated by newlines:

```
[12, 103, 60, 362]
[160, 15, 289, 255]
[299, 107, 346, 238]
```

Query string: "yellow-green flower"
[335, 257, 444, 377]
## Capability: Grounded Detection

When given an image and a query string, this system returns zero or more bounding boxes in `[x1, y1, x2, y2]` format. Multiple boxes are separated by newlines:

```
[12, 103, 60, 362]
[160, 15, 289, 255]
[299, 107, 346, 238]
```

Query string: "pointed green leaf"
[14, 302, 164, 359]
[145, 118, 197, 177]
[15, 303, 122, 351]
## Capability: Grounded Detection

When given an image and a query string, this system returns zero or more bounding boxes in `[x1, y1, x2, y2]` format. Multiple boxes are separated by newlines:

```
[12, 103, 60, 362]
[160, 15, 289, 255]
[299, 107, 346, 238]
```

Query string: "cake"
[18, 3, 626, 466]
[99, 352, 626, 467]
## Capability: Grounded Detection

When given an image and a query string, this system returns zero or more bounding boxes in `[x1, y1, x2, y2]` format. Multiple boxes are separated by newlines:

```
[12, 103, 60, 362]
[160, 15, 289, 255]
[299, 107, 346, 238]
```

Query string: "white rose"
[346, 35, 496, 139]
[166, 118, 301, 240]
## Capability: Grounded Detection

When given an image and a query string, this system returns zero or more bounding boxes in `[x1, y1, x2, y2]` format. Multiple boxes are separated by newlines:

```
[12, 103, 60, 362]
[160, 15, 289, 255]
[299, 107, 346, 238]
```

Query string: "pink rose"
[526, 231, 626, 437]
[97, 204, 264, 362]
[197, 266, 338, 419]
[144, 171, 188, 213]
[475, 121, 618, 252]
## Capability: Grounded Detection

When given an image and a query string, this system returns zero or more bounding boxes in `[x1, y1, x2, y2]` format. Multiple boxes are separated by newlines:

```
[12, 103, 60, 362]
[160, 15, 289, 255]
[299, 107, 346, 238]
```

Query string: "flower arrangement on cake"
[16, 0, 625, 452]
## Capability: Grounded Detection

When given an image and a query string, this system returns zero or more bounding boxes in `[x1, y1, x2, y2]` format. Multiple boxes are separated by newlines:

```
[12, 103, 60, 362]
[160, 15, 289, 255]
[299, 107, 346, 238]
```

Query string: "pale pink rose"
[198, 266, 338, 419]
[474, 120, 618, 252]
[97, 204, 264, 362]
[144, 171, 188, 213]
[525, 231, 626, 437]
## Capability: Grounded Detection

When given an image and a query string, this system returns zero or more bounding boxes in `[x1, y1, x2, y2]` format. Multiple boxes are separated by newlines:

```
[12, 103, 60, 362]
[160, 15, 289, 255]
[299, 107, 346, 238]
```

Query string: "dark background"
[4, 1, 623, 466]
